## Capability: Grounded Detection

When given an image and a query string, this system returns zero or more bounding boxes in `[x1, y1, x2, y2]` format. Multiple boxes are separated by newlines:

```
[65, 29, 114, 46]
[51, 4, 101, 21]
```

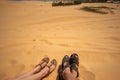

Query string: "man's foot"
[59, 55, 70, 80]
[70, 53, 79, 78]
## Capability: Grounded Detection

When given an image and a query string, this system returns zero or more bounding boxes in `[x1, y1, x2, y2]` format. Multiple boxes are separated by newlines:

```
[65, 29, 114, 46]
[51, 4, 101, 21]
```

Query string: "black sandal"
[36, 57, 49, 68]
[62, 55, 70, 69]
[59, 55, 70, 80]
[70, 53, 79, 77]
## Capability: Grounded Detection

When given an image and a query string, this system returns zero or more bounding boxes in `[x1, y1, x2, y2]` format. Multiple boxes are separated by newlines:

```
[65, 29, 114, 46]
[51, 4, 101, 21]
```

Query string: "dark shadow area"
[56, 65, 62, 80]
[52, 0, 81, 7]
[80, 6, 116, 14]
[79, 65, 95, 80]
[9, 0, 22, 1]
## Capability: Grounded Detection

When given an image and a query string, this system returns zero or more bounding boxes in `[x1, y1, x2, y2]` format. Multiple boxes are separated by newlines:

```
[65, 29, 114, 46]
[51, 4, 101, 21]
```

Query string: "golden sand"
[0, 1, 120, 80]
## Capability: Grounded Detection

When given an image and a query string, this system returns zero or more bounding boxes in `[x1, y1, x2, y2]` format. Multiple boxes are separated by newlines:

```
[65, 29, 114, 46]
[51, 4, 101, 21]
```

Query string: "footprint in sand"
[58, 43, 71, 47]
[79, 65, 95, 80]
[13, 64, 25, 75]
[40, 39, 53, 45]
[104, 36, 120, 41]
[10, 59, 17, 65]
[1, 61, 25, 80]
[108, 26, 120, 29]
[10, 60, 25, 75]
[33, 39, 36, 42]
[32, 39, 53, 45]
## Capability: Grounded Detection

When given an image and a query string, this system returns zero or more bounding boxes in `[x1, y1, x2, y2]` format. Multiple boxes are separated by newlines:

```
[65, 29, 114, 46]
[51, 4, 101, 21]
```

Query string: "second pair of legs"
[7, 58, 57, 80]
[58, 53, 79, 80]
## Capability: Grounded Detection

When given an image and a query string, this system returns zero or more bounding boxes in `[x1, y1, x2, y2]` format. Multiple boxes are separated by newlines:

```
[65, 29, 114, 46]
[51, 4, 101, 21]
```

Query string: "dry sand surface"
[0, 1, 120, 80]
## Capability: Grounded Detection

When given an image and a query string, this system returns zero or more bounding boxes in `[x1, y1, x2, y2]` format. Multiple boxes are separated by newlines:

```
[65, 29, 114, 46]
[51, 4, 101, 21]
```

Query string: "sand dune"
[0, 1, 120, 80]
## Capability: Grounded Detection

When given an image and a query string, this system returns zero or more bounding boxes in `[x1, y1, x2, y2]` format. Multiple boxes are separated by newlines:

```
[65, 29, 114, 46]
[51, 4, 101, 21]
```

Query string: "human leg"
[25, 59, 57, 80]
[6, 57, 50, 80]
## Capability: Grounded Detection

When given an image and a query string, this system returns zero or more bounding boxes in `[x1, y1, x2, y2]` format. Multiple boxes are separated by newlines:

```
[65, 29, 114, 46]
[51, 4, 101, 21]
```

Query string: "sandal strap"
[62, 55, 70, 69]
[71, 63, 79, 77]
[70, 54, 79, 66]
[36, 57, 49, 68]
[46, 59, 57, 74]
[71, 59, 79, 65]
[71, 63, 78, 71]
[42, 58, 49, 63]
[36, 63, 42, 68]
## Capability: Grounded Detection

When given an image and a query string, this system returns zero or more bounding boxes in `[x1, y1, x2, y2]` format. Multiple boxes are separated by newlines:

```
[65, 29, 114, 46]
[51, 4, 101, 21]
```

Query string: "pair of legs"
[6, 54, 79, 80]
[59, 54, 79, 80]
[7, 57, 57, 80]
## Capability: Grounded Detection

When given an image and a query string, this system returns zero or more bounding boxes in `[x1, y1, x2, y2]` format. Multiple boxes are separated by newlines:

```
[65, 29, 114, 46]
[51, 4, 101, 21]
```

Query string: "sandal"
[59, 55, 70, 80]
[40, 59, 57, 79]
[43, 59, 57, 78]
[47, 59, 57, 74]
[36, 57, 49, 69]
[62, 55, 70, 70]
[70, 53, 79, 77]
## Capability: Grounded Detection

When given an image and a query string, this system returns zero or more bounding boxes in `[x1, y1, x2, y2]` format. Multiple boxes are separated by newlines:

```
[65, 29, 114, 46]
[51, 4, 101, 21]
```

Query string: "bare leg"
[6, 57, 50, 80]
[11, 60, 57, 80]
[23, 59, 57, 80]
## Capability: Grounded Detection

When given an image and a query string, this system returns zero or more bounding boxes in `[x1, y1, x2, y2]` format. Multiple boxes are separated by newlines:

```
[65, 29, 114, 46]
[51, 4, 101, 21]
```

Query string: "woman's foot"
[34, 57, 50, 74]
[30, 59, 57, 80]
[70, 53, 79, 78]
[6, 57, 49, 80]
[42, 59, 57, 78]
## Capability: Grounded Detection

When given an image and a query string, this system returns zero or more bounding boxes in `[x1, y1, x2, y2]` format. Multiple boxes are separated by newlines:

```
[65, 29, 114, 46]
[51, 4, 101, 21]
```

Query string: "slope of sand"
[0, 1, 120, 80]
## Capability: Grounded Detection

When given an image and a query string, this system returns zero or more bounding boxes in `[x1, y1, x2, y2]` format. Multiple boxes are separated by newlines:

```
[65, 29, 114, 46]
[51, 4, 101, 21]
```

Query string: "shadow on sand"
[80, 6, 116, 14]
